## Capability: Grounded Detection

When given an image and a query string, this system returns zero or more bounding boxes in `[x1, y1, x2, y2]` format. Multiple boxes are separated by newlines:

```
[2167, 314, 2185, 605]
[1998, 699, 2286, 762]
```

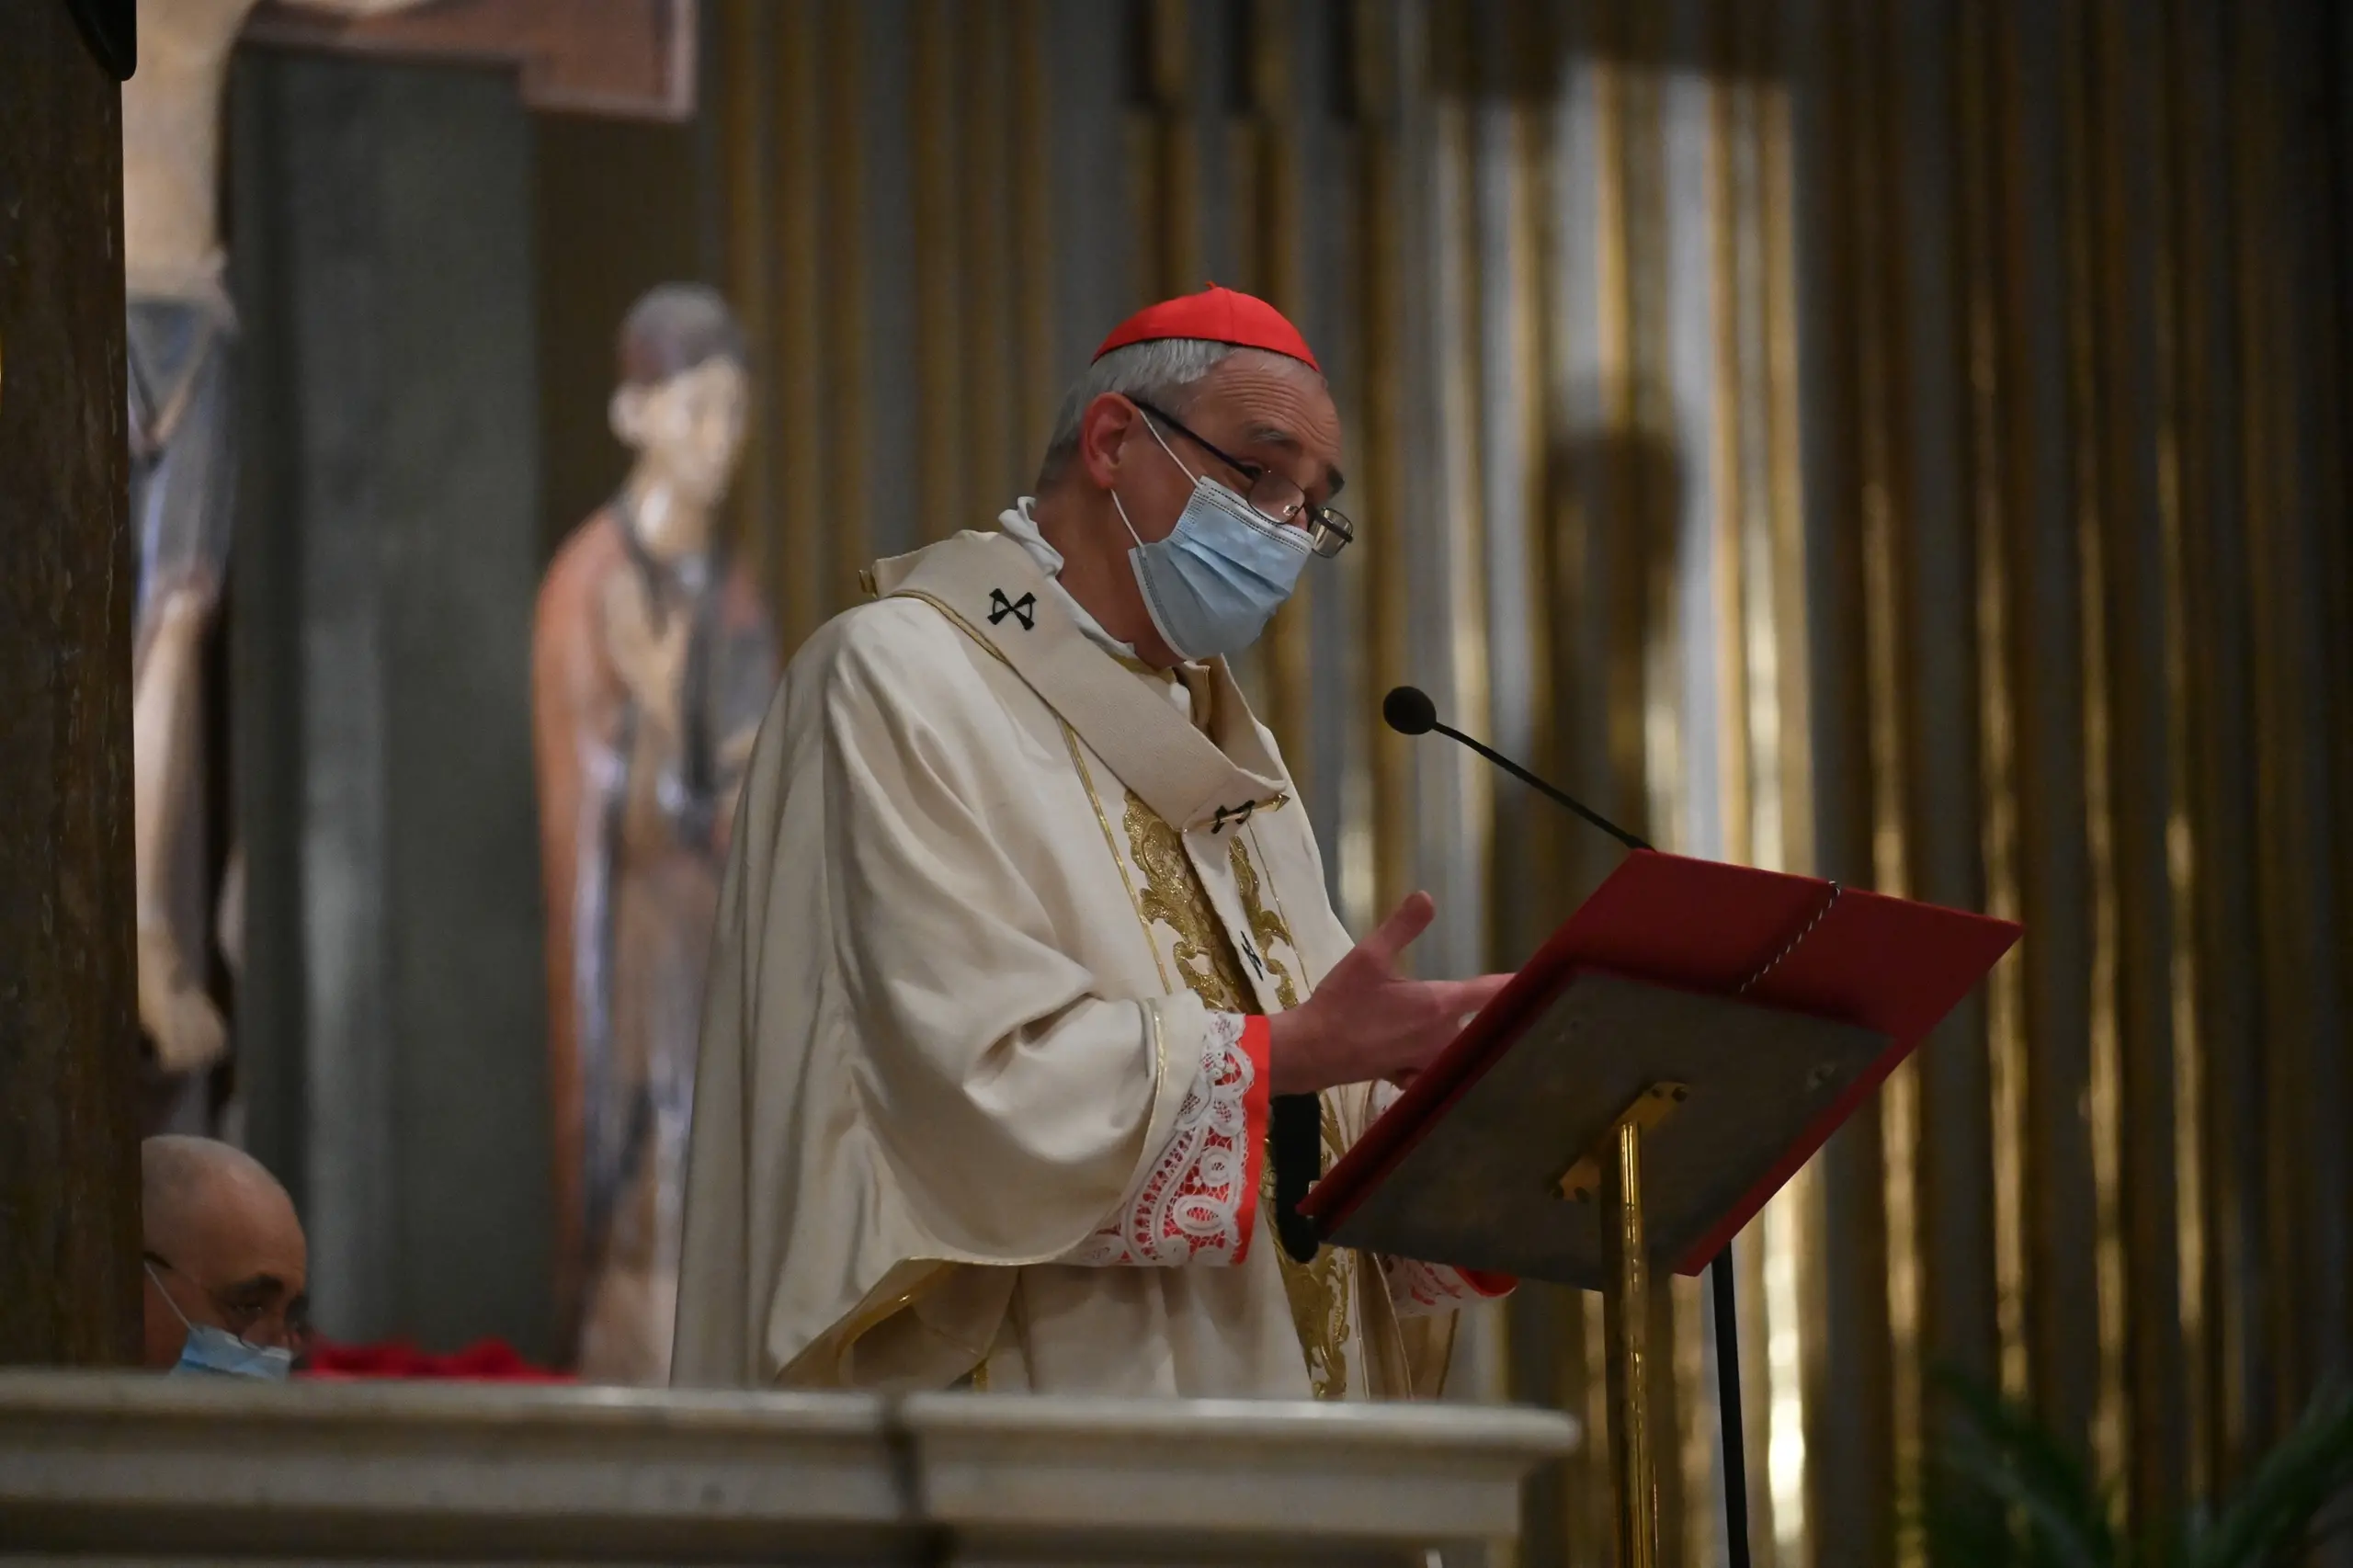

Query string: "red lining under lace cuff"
[1233, 1015, 1271, 1263]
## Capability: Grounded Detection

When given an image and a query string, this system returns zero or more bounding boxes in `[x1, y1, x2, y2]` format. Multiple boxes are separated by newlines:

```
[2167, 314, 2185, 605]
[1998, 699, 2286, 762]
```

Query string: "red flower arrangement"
[301, 1337, 571, 1382]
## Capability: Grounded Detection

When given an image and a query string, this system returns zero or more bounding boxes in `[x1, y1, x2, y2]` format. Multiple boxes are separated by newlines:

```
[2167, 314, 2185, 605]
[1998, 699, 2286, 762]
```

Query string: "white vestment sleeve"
[814, 620, 1203, 1266]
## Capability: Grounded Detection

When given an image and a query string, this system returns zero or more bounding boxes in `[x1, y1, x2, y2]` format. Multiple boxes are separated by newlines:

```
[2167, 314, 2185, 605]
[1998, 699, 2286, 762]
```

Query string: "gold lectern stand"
[1588, 1087, 1675, 1568]
[1300, 841, 2019, 1566]
[1314, 974, 1893, 1565]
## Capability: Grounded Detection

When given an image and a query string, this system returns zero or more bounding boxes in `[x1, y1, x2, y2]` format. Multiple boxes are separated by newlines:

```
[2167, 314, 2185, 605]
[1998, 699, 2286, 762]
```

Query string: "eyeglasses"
[145, 1251, 312, 1354]
[1127, 398, 1356, 559]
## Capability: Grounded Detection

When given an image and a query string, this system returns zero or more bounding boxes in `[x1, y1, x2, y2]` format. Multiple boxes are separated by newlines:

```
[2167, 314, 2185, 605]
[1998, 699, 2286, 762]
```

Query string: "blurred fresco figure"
[533, 284, 777, 1382]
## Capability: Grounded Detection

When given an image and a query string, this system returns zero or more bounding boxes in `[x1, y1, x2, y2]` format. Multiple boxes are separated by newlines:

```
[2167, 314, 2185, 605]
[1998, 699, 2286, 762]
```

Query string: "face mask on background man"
[146, 1260, 295, 1381]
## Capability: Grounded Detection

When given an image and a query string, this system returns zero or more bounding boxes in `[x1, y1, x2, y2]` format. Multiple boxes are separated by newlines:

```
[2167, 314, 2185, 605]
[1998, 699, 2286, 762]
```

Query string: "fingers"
[1362, 890, 1437, 965]
[1442, 972, 1514, 1016]
[1416, 973, 1513, 1060]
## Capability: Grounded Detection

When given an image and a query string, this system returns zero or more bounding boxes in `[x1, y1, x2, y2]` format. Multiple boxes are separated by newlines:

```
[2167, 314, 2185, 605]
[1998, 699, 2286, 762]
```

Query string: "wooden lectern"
[1302, 850, 2020, 1567]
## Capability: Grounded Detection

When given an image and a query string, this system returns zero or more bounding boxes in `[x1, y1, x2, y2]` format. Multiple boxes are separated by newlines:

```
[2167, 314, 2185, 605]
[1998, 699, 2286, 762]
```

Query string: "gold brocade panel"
[1120, 790, 1252, 1016]
[1110, 777, 1356, 1402]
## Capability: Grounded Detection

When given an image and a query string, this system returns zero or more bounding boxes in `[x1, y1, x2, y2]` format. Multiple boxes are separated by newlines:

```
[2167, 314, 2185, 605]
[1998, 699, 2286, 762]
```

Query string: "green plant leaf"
[1918, 1371, 2353, 1568]
[1921, 1369, 2118, 1568]
[2182, 1385, 2353, 1568]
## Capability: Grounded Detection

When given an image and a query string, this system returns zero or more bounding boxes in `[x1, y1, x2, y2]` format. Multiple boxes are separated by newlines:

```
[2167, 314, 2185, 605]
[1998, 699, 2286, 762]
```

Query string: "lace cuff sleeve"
[1381, 1256, 1518, 1318]
[1058, 1012, 1270, 1267]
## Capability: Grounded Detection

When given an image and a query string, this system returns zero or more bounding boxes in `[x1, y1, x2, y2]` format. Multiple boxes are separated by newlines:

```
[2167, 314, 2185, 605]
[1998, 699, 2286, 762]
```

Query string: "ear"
[1076, 392, 1143, 490]
[608, 386, 648, 449]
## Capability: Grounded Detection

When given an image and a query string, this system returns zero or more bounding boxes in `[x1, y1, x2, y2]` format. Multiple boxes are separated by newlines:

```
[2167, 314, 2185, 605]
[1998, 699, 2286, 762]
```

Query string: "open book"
[1300, 851, 2020, 1285]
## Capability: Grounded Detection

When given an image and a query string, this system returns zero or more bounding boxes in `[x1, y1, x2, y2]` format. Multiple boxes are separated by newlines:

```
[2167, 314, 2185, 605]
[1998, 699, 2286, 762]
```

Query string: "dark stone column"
[229, 50, 551, 1357]
[0, 0, 143, 1368]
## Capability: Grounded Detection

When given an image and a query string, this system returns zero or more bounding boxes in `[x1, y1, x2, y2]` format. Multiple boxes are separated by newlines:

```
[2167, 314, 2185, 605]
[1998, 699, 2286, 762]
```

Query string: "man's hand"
[1265, 892, 1511, 1096]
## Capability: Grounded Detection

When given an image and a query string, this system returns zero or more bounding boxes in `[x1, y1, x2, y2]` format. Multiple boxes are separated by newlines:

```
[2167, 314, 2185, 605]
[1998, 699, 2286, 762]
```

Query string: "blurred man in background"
[140, 1136, 307, 1376]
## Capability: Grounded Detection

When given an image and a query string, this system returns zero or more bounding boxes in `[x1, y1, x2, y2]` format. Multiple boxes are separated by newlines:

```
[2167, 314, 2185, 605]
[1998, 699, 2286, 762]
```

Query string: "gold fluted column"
[1011, 0, 1056, 470]
[911, 0, 965, 542]
[1791, 0, 1899, 1558]
[1756, 11, 1814, 1559]
[1142, 0, 1198, 301]
[2057, 0, 2134, 1498]
[718, 0, 775, 578]
[2140, 3, 2210, 1504]
[1847, 0, 1925, 1530]
[2232, 0, 2350, 1446]
[770, 0, 824, 648]
[2229, 0, 2295, 1450]
[1250, 0, 1313, 784]
[820, 1, 870, 618]
[2087, 0, 2189, 1523]
[2166, 0, 2265, 1496]
[956, 2, 1015, 521]
[1354, 0, 1414, 923]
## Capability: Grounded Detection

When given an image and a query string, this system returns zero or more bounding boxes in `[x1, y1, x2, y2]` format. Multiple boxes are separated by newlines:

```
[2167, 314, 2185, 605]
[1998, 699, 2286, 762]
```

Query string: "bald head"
[141, 1137, 308, 1369]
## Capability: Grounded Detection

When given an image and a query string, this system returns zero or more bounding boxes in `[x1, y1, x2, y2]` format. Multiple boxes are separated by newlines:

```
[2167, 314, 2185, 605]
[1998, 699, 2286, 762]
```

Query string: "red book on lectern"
[1301, 850, 2020, 1278]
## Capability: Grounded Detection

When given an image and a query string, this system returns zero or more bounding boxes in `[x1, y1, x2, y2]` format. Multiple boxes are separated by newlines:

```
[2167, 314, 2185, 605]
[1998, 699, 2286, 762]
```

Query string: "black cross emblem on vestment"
[1211, 801, 1256, 833]
[987, 588, 1037, 630]
[1236, 934, 1267, 981]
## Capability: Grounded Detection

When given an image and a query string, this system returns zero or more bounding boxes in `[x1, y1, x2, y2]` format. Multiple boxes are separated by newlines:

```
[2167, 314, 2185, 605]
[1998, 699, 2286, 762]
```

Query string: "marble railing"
[0, 1371, 1578, 1566]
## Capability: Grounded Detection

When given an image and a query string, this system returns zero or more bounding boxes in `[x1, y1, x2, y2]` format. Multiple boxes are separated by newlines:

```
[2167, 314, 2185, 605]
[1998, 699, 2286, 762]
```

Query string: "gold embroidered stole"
[1118, 790, 1356, 1400]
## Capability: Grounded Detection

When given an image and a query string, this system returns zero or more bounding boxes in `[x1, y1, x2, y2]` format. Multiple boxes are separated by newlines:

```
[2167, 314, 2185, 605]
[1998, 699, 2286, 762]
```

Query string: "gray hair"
[1034, 339, 1250, 488]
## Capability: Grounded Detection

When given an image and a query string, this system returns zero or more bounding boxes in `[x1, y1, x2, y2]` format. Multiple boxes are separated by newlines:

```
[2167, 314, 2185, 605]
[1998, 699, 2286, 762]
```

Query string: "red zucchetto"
[1092, 283, 1321, 372]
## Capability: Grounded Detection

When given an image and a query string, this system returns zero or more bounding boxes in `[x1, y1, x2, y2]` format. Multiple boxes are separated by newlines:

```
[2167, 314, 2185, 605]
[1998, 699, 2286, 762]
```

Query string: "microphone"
[1381, 683, 1758, 1568]
[1381, 686, 1651, 853]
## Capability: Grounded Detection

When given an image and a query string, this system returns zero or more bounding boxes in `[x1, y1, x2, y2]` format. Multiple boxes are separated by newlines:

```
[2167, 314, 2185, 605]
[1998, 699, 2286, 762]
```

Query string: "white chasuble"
[672, 528, 1506, 1401]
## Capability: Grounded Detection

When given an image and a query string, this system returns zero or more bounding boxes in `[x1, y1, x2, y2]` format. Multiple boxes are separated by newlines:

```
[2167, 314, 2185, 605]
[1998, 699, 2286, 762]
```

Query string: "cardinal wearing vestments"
[674, 287, 1514, 1401]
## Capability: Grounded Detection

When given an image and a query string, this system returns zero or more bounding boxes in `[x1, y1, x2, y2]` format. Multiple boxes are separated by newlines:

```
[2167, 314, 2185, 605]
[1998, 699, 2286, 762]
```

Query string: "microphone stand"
[1425, 721, 1649, 854]
[1396, 697, 1753, 1568]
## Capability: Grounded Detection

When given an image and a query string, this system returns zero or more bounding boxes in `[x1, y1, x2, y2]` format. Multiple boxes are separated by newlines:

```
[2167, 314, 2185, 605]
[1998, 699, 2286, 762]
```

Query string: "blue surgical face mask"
[1113, 420, 1313, 661]
[148, 1262, 294, 1381]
